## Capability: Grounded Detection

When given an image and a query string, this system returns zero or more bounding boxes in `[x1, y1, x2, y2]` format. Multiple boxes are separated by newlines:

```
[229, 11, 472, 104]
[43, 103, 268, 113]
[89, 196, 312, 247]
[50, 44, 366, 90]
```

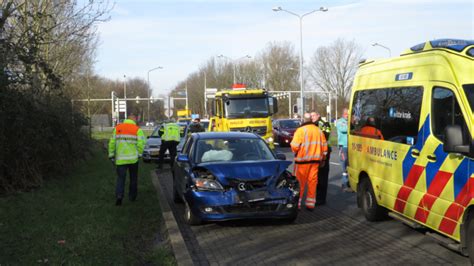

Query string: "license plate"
[150, 150, 159, 156]
[236, 191, 268, 203]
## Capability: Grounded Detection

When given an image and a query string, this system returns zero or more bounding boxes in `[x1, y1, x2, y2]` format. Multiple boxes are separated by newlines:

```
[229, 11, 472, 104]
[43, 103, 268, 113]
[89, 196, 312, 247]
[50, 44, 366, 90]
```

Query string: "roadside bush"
[0, 0, 110, 194]
[0, 88, 91, 194]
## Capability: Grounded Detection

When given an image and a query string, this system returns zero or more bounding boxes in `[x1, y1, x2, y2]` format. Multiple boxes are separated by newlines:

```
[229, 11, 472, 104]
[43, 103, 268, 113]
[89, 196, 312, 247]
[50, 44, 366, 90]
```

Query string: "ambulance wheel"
[467, 214, 474, 264]
[360, 178, 387, 221]
[184, 201, 201, 225]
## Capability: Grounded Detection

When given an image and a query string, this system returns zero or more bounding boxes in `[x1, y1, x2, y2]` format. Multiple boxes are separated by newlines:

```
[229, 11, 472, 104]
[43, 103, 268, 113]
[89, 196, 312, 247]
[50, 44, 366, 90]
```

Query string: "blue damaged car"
[172, 132, 299, 225]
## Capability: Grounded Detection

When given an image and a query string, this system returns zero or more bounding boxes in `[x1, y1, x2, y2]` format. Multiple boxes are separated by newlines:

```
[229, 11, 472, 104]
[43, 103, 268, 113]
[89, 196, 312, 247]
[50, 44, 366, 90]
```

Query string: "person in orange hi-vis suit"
[291, 113, 328, 210]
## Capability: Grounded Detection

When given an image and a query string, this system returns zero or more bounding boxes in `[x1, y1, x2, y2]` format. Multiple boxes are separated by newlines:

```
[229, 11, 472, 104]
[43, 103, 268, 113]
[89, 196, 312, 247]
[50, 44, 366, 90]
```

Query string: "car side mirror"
[276, 152, 286, 160]
[177, 154, 190, 163]
[147, 136, 150, 139]
[443, 125, 470, 154]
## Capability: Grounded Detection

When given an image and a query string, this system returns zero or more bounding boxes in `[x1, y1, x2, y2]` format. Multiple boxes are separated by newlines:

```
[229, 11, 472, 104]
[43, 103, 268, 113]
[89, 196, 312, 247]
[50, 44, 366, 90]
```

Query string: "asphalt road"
[156, 146, 471, 265]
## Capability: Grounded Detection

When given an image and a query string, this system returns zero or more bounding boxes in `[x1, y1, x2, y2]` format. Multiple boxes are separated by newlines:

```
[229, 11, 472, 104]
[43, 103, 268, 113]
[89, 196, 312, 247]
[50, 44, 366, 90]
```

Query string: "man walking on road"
[157, 120, 181, 169]
[311, 111, 331, 205]
[108, 115, 146, 206]
[336, 108, 352, 192]
[291, 113, 328, 210]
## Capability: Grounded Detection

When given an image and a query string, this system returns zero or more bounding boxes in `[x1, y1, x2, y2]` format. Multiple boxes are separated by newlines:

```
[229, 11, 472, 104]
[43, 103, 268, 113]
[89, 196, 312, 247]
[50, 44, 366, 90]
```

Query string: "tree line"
[169, 39, 363, 119]
[0, 0, 110, 193]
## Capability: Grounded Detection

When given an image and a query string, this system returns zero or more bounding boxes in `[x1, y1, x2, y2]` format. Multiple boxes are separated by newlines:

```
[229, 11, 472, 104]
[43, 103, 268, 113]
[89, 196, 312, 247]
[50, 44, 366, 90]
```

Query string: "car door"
[419, 85, 471, 235]
[175, 136, 194, 196]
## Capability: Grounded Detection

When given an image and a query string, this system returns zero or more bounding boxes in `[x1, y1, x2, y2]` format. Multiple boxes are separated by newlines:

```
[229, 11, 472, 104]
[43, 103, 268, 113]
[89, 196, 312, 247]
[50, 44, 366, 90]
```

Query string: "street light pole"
[123, 74, 127, 118]
[273, 6, 328, 119]
[217, 54, 251, 85]
[372, 42, 392, 57]
[147, 66, 163, 122]
[204, 72, 207, 117]
[185, 81, 188, 109]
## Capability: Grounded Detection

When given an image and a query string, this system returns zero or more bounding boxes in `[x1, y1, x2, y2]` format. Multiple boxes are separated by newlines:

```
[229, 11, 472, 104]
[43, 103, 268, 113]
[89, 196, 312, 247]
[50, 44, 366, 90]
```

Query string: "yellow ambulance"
[347, 39, 473, 262]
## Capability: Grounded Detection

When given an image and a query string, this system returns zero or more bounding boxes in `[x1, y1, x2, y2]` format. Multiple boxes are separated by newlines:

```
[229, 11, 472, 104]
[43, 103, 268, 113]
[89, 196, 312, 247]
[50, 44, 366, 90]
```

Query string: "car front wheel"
[359, 178, 387, 221]
[184, 201, 201, 225]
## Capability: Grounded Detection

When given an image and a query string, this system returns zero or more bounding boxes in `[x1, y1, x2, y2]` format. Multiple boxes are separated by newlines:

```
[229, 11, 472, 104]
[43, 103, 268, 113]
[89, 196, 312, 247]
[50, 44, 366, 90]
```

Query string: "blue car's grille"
[223, 203, 279, 213]
[226, 178, 268, 191]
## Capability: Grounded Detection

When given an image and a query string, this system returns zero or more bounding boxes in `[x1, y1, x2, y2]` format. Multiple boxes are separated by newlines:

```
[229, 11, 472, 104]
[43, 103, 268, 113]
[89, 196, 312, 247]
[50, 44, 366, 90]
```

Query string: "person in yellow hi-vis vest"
[157, 121, 181, 169]
[108, 115, 146, 206]
[291, 113, 328, 210]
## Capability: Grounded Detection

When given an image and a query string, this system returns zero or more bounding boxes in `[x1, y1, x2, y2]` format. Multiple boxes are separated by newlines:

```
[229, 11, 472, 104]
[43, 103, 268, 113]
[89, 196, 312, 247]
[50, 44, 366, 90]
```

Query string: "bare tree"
[259, 41, 299, 117]
[307, 38, 364, 115]
[0, 0, 111, 193]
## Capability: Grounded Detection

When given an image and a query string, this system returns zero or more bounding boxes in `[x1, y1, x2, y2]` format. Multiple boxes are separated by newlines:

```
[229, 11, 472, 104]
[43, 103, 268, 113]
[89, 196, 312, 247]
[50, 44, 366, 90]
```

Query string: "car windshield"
[463, 84, 474, 113]
[280, 120, 300, 128]
[195, 138, 274, 163]
[224, 97, 269, 118]
[150, 126, 161, 138]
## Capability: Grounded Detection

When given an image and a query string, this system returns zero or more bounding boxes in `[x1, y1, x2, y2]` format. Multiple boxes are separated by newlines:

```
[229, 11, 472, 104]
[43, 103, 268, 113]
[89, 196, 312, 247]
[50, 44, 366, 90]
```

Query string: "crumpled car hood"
[197, 160, 292, 186]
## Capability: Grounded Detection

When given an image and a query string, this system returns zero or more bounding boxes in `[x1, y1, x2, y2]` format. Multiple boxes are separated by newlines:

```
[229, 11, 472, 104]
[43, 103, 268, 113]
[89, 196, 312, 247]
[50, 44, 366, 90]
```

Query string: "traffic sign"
[206, 88, 218, 99]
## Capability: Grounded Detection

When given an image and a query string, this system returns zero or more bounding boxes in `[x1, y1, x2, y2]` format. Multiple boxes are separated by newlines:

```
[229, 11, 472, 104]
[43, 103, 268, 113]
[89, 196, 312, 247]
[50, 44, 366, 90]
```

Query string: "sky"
[93, 0, 473, 96]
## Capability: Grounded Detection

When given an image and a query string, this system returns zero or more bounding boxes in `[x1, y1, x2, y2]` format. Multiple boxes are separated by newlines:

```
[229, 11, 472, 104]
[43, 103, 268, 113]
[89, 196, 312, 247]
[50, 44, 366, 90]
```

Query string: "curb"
[151, 170, 194, 266]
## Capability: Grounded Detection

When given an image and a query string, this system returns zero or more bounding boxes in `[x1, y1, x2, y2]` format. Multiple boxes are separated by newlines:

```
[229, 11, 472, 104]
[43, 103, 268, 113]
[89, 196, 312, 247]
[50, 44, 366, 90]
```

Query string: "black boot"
[115, 198, 122, 206]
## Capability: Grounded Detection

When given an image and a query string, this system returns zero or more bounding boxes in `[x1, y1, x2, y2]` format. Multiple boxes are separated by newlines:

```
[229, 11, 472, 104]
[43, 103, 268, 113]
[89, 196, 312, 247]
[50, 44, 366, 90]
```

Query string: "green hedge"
[0, 89, 91, 194]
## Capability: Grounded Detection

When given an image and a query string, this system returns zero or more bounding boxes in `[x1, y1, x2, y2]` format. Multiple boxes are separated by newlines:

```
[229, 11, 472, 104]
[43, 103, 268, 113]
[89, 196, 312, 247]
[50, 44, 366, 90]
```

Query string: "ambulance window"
[467, 48, 474, 57]
[350, 87, 423, 144]
[431, 87, 469, 143]
[463, 84, 474, 112]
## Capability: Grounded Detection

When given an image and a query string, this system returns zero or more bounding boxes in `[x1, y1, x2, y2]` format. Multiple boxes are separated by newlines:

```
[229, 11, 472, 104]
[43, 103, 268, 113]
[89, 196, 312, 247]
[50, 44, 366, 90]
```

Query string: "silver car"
[142, 122, 188, 163]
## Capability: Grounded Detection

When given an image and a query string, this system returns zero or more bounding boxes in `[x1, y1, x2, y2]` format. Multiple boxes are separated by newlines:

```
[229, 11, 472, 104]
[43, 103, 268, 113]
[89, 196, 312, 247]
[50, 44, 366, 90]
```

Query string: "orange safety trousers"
[294, 163, 319, 209]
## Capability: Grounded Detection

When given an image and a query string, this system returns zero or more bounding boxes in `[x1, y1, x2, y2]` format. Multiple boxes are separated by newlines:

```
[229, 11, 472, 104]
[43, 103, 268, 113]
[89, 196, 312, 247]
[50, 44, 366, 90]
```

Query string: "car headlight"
[145, 144, 150, 149]
[267, 137, 274, 143]
[276, 171, 299, 193]
[194, 178, 224, 191]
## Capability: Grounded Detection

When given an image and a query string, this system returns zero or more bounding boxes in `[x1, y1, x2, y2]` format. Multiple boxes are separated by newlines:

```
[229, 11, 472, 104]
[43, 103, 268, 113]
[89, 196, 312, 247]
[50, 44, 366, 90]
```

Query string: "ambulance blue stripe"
[452, 158, 470, 198]
[402, 152, 416, 181]
[425, 144, 449, 188]
[402, 116, 430, 181]
[415, 115, 431, 151]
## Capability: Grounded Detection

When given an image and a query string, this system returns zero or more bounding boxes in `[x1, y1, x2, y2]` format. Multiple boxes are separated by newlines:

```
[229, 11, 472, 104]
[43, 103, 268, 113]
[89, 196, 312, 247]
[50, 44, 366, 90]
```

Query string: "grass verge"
[0, 144, 175, 265]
